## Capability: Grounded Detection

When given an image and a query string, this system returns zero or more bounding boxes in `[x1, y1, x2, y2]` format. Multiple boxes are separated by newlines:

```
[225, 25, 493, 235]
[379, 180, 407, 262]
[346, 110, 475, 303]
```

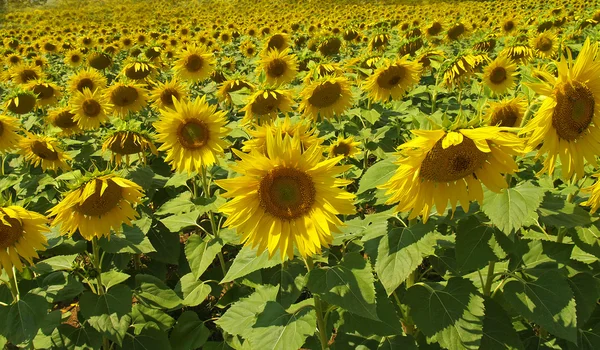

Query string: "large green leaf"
[122, 323, 172, 350]
[155, 192, 196, 216]
[377, 336, 418, 350]
[481, 182, 545, 234]
[222, 245, 282, 283]
[51, 324, 103, 350]
[480, 298, 524, 350]
[573, 225, 600, 259]
[147, 226, 181, 265]
[538, 193, 594, 228]
[79, 284, 132, 346]
[101, 270, 131, 291]
[403, 277, 485, 350]
[170, 311, 211, 350]
[185, 235, 224, 279]
[455, 217, 499, 273]
[568, 273, 600, 326]
[2, 293, 49, 346]
[307, 252, 379, 321]
[135, 274, 183, 309]
[357, 157, 396, 194]
[39, 271, 85, 303]
[161, 210, 201, 232]
[174, 273, 211, 307]
[32, 254, 78, 274]
[131, 304, 175, 333]
[99, 216, 156, 254]
[263, 260, 307, 308]
[503, 271, 577, 343]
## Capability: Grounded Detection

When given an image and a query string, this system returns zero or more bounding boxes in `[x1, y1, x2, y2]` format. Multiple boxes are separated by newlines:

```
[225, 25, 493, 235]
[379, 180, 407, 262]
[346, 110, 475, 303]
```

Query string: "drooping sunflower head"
[530, 31, 559, 59]
[520, 39, 600, 181]
[67, 68, 108, 94]
[4, 89, 38, 115]
[0, 114, 23, 153]
[257, 48, 298, 86]
[69, 88, 112, 130]
[149, 78, 189, 111]
[153, 96, 230, 174]
[482, 54, 518, 95]
[47, 173, 144, 241]
[501, 44, 534, 64]
[19, 133, 71, 172]
[47, 107, 82, 136]
[417, 50, 445, 72]
[25, 79, 63, 108]
[485, 97, 527, 127]
[121, 57, 156, 81]
[173, 45, 216, 82]
[217, 78, 255, 105]
[264, 33, 290, 52]
[380, 127, 523, 221]
[104, 81, 149, 118]
[303, 62, 344, 84]
[241, 88, 294, 125]
[87, 50, 113, 70]
[216, 129, 356, 260]
[0, 206, 48, 276]
[9, 62, 44, 85]
[299, 76, 354, 121]
[318, 36, 343, 57]
[441, 52, 478, 88]
[102, 121, 157, 166]
[364, 57, 422, 102]
[368, 33, 390, 52]
[242, 116, 323, 154]
[328, 136, 361, 158]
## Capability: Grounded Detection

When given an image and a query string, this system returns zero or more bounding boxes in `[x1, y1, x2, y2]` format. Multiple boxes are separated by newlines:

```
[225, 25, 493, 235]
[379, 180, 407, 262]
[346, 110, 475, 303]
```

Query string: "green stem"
[556, 227, 567, 243]
[92, 238, 110, 350]
[8, 267, 19, 302]
[1, 155, 5, 176]
[200, 166, 228, 278]
[483, 261, 496, 296]
[305, 257, 329, 350]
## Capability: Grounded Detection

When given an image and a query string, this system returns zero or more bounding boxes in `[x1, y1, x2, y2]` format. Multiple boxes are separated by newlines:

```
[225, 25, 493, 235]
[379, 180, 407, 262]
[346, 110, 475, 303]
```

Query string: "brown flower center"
[308, 81, 342, 108]
[552, 81, 595, 141]
[8, 94, 36, 114]
[420, 136, 488, 182]
[89, 54, 111, 70]
[258, 167, 316, 220]
[33, 84, 55, 100]
[111, 86, 139, 107]
[76, 179, 123, 216]
[82, 99, 101, 117]
[0, 213, 23, 249]
[31, 140, 59, 160]
[490, 105, 520, 127]
[185, 54, 204, 72]
[251, 93, 281, 115]
[332, 142, 351, 156]
[76, 78, 95, 92]
[537, 37, 553, 52]
[159, 88, 180, 107]
[54, 111, 78, 128]
[489, 67, 507, 84]
[267, 58, 287, 78]
[267, 34, 286, 51]
[177, 120, 209, 149]
[109, 132, 144, 155]
[19, 69, 39, 83]
[377, 65, 406, 89]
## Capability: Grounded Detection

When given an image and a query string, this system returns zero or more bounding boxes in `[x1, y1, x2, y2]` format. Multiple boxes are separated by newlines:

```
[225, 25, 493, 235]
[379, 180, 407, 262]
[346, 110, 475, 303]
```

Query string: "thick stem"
[305, 257, 329, 350]
[483, 261, 496, 296]
[200, 166, 228, 278]
[556, 228, 567, 243]
[92, 238, 110, 350]
[8, 267, 19, 302]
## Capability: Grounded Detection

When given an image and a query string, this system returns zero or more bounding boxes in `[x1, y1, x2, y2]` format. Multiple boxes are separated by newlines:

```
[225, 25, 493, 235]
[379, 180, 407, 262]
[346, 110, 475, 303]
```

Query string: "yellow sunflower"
[47, 174, 143, 241]
[442, 53, 479, 88]
[264, 33, 290, 52]
[299, 76, 354, 121]
[328, 136, 361, 158]
[5, 91, 37, 115]
[173, 45, 216, 82]
[105, 81, 149, 118]
[582, 175, 600, 214]
[0, 114, 22, 153]
[240, 88, 294, 125]
[19, 134, 71, 172]
[9, 63, 44, 85]
[501, 45, 534, 64]
[0, 206, 48, 276]
[486, 97, 527, 127]
[482, 55, 519, 95]
[70, 88, 112, 130]
[121, 58, 156, 81]
[380, 127, 522, 222]
[102, 129, 157, 166]
[149, 78, 189, 111]
[47, 107, 82, 136]
[257, 48, 298, 86]
[25, 80, 63, 107]
[216, 130, 356, 260]
[217, 78, 255, 105]
[530, 32, 559, 59]
[364, 57, 422, 102]
[67, 68, 107, 94]
[64, 50, 84, 68]
[242, 116, 322, 154]
[520, 39, 600, 181]
[153, 96, 230, 174]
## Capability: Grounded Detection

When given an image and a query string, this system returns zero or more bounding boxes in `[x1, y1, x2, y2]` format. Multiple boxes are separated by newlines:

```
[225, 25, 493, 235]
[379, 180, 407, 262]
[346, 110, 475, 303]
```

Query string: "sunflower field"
[1, 0, 600, 349]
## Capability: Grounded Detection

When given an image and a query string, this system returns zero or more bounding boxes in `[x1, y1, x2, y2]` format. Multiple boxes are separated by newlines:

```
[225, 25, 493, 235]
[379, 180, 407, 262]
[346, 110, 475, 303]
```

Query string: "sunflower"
[328, 136, 361, 158]
[530, 32, 559, 59]
[121, 58, 155, 81]
[364, 57, 422, 102]
[47, 173, 143, 241]
[70, 88, 112, 130]
[216, 130, 356, 260]
[0, 114, 22, 153]
[87, 51, 113, 70]
[149, 78, 188, 111]
[441, 53, 479, 88]
[482, 55, 518, 95]
[67, 68, 107, 94]
[242, 116, 322, 154]
[105, 81, 149, 118]
[520, 39, 600, 181]
[26, 80, 63, 107]
[19, 134, 71, 172]
[102, 125, 157, 166]
[299, 76, 354, 121]
[47, 107, 82, 136]
[240, 88, 294, 125]
[0, 206, 48, 276]
[5, 91, 37, 115]
[486, 97, 527, 127]
[240, 40, 257, 57]
[217, 78, 255, 105]
[380, 127, 522, 222]
[9, 63, 44, 85]
[173, 45, 216, 82]
[501, 44, 534, 64]
[257, 48, 298, 86]
[302, 62, 344, 84]
[64, 50, 84, 68]
[265, 33, 290, 52]
[153, 96, 230, 174]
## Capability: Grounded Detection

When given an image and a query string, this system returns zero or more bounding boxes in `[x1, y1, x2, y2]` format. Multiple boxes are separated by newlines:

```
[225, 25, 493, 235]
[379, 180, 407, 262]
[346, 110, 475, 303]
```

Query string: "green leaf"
[568, 273, 600, 326]
[362, 108, 381, 124]
[51, 325, 103, 350]
[216, 285, 279, 337]
[3, 293, 49, 346]
[480, 298, 524, 350]
[99, 216, 156, 254]
[161, 211, 201, 232]
[175, 273, 211, 307]
[135, 274, 183, 309]
[32, 254, 78, 274]
[155, 192, 196, 216]
[455, 218, 499, 273]
[577, 324, 600, 350]
[101, 270, 131, 291]
[170, 311, 211, 350]
[403, 277, 485, 350]
[165, 172, 194, 188]
[79, 284, 132, 346]
[370, 222, 438, 295]
[573, 225, 600, 259]
[264, 260, 307, 308]
[377, 336, 418, 350]
[40, 271, 85, 303]
[132, 304, 175, 333]
[185, 235, 224, 279]
[247, 301, 316, 350]
[503, 271, 577, 343]
[538, 193, 594, 228]
[122, 323, 172, 350]
[357, 158, 396, 195]
[307, 252, 379, 321]
[482, 182, 545, 234]
[222, 245, 282, 283]
[147, 227, 181, 265]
